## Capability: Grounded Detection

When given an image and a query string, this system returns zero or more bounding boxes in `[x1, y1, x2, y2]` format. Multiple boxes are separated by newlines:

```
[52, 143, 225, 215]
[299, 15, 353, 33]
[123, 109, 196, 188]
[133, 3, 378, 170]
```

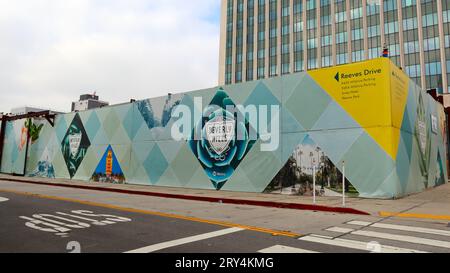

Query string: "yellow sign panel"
[308, 58, 409, 160]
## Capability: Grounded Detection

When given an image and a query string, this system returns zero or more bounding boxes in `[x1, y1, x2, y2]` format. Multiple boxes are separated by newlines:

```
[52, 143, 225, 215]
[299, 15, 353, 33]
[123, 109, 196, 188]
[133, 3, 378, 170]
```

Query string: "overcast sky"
[0, 0, 221, 113]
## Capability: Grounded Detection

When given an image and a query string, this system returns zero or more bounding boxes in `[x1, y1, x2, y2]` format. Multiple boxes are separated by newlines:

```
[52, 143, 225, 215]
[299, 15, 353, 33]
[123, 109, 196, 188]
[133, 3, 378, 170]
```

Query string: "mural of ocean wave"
[137, 93, 182, 130]
[29, 160, 55, 178]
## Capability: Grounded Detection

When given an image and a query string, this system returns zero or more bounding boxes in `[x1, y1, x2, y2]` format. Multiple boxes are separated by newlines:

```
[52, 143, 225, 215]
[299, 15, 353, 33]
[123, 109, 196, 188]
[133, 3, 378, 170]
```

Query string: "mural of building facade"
[1, 58, 448, 199]
[91, 145, 125, 184]
[266, 135, 354, 197]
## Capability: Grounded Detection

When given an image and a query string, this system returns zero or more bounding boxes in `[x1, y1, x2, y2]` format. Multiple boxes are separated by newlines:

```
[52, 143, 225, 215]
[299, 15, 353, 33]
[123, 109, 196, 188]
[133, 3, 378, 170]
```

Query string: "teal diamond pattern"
[85, 111, 101, 142]
[285, 74, 331, 130]
[54, 116, 68, 143]
[244, 81, 281, 128]
[123, 105, 143, 141]
[311, 100, 359, 131]
[102, 110, 120, 140]
[143, 144, 169, 184]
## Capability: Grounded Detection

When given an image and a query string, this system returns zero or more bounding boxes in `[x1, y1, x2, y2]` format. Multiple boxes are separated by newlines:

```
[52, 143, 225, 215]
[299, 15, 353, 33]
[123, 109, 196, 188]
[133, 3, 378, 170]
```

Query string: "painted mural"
[28, 148, 55, 178]
[0, 119, 29, 175]
[91, 145, 125, 184]
[265, 135, 358, 197]
[188, 89, 257, 190]
[415, 91, 432, 187]
[137, 93, 182, 130]
[26, 119, 44, 144]
[1, 58, 448, 199]
[61, 113, 91, 178]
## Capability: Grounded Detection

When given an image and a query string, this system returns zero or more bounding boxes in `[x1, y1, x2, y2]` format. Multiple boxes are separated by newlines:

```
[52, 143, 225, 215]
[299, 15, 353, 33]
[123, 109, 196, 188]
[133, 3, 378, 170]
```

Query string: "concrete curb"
[1, 177, 371, 216]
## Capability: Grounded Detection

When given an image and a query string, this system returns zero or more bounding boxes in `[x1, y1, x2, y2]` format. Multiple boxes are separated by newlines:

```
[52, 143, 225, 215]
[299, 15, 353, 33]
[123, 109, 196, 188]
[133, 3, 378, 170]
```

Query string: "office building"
[72, 93, 109, 112]
[219, 0, 450, 94]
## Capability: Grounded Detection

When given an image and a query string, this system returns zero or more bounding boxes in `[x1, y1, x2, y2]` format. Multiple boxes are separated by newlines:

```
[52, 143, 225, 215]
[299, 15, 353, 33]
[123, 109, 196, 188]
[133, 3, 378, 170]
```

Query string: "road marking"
[310, 234, 333, 239]
[125, 227, 244, 253]
[329, 228, 450, 249]
[347, 221, 450, 237]
[326, 227, 355, 234]
[0, 188, 300, 238]
[258, 245, 319, 253]
[346, 220, 372, 226]
[0, 197, 9, 202]
[380, 211, 450, 221]
[300, 235, 426, 253]
[20, 210, 132, 236]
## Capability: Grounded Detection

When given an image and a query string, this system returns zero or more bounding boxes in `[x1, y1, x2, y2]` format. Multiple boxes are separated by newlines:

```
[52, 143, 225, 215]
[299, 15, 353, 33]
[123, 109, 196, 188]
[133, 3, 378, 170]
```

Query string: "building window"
[425, 62, 442, 76]
[337, 53, 348, 65]
[402, 0, 416, 8]
[322, 56, 332, 67]
[352, 50, 364, 62]
[405, 64, 421, 78]
[423, 37, 440, 51]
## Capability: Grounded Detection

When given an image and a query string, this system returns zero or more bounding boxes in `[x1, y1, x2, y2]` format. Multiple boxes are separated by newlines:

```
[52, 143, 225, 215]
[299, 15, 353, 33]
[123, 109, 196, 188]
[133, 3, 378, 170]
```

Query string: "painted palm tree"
[25, 119, 44, 144]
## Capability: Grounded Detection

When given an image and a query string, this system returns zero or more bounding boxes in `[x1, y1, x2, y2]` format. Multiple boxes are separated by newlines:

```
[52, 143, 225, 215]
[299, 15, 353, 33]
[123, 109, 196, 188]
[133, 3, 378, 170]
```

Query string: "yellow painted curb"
[0, 188, 301, 238]
[380, 211, 450, 221]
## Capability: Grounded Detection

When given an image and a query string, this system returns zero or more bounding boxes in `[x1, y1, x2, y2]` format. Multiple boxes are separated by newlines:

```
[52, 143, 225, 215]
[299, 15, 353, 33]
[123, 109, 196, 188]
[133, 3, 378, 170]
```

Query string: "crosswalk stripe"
[328, 227, 450, 249]
[258, 245, 319, 253]
[125, 227, 244, 253]
[300, 235, 427, 253]
[347, 221, 450, 237]
[327, 227, 354, 233]
[310, 234, 333, 239]
[346, 221, 372, 226]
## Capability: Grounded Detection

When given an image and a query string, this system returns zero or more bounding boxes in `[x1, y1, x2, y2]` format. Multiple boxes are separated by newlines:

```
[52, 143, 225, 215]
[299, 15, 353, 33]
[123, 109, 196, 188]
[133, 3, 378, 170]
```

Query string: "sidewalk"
[1, 174, 449, 218]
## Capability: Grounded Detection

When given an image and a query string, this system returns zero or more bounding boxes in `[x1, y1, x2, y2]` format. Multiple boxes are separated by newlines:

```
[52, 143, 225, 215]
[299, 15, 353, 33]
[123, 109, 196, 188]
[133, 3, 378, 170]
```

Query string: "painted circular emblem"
[205, 115, 235, 157]
[189, 89, 257, 190]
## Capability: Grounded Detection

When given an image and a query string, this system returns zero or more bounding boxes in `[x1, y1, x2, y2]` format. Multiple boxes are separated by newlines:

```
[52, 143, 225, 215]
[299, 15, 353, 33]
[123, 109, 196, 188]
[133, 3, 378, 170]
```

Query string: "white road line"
[330, 228, 450, 249]
[346, 221, 372, 226]
[347, 221, 450, 237]
[310, 234, 333, 239]
[125, 227, 244, 253]
[326, 227, 355, 233]
[258, 245, 319, 253]
[300, 235, 427, 253]
[0, 197, 9, 202]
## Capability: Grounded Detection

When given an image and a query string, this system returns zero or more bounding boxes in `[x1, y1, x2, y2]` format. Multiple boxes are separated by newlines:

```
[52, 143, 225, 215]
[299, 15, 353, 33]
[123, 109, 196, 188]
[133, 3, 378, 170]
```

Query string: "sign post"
[342, 161, 346, 207]
[313, 165, 316, 204]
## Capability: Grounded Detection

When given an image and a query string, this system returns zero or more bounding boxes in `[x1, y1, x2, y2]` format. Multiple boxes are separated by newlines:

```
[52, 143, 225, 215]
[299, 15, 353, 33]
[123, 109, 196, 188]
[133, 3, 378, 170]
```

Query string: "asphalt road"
[0, 191, 356, 253]
[0, 180, 449, 253]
